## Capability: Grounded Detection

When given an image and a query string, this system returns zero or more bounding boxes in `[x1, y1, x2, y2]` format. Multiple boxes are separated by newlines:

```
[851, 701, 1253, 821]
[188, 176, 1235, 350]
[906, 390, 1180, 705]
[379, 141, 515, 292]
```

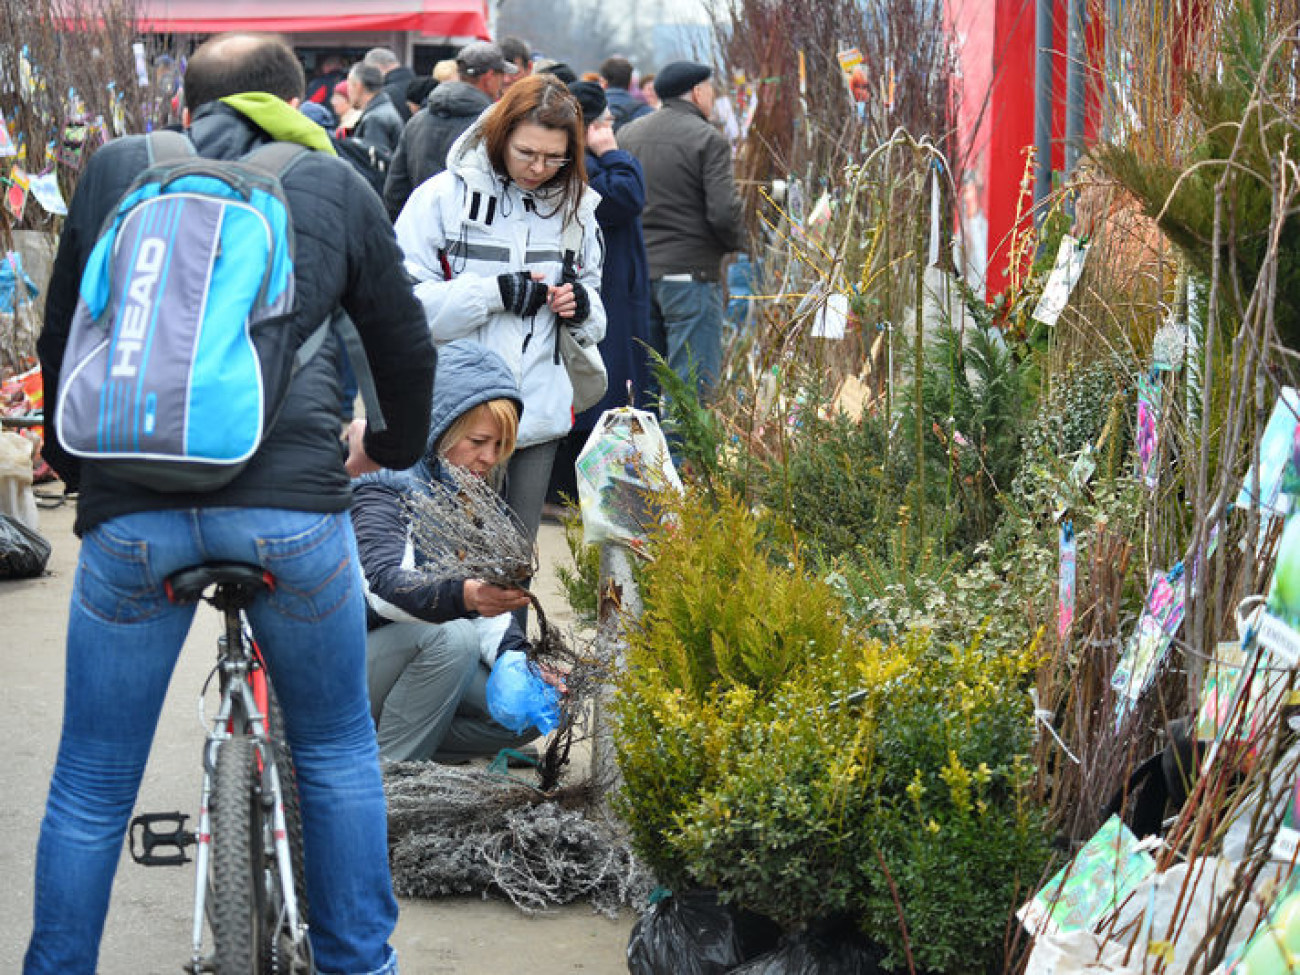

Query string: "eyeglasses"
[507, 144, 570, 170]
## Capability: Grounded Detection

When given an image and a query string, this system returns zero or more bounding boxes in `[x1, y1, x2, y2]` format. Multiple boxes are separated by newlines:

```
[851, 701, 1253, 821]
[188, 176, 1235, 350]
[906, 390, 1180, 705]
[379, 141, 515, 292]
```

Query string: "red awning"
[134, 1, 489, 39]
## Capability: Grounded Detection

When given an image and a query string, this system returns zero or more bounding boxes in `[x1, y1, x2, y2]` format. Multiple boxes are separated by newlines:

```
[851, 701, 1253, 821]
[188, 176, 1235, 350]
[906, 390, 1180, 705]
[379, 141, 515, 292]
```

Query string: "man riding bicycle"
[24, 32, 435, 975]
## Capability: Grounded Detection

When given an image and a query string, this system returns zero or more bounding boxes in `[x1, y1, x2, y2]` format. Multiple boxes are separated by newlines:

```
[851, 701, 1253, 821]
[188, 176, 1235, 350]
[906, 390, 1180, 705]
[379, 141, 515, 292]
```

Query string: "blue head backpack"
[56, 130, 380, 492]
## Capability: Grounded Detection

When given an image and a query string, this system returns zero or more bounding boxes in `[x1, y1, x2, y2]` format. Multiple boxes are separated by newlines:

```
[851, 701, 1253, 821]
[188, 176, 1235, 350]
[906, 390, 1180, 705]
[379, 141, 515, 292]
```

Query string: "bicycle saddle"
[164, 562, 273, 607]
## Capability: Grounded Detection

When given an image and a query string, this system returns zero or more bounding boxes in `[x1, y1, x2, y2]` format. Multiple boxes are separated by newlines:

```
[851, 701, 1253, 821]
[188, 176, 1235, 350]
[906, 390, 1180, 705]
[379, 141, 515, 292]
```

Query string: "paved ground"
[0, 487, 635, 974]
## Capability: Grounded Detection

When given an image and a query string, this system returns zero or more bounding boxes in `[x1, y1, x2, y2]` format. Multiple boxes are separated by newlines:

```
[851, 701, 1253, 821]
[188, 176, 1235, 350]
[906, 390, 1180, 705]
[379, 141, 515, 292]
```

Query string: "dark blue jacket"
[576, 148, 653, 428]
[605, 87, 651, 132]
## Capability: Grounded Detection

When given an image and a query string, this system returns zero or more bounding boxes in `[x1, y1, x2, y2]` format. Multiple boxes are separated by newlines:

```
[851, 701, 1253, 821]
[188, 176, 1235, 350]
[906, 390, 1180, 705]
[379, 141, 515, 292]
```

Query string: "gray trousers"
[367, 619, 534, 763]
[502, 437, 561, 630]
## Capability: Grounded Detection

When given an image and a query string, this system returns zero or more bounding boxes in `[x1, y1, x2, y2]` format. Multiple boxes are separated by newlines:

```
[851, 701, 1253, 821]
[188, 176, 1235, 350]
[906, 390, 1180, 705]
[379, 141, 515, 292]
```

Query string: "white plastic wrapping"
[575, 407, 682, 553]
[0, 430, 37, 530]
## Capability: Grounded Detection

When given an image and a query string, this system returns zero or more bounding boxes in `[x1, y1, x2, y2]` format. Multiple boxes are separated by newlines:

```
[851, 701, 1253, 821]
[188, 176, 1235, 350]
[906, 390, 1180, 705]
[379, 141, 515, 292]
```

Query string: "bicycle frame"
[187, 619, 309, 974]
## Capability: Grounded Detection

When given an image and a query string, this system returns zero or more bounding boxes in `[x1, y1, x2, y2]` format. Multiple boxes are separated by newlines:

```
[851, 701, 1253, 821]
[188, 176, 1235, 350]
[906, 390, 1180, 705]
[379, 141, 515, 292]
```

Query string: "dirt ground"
[0, 486, 636, 974]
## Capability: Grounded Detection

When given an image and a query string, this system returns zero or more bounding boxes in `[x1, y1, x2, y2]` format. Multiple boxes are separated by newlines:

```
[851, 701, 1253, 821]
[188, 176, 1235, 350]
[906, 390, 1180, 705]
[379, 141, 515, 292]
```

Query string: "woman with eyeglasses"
[394, 73, 605, 585]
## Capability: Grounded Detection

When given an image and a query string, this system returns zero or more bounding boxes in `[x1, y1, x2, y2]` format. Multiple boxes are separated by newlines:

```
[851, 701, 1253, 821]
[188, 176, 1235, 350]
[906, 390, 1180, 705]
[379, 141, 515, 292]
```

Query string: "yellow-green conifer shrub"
[612, 488, 855, 886]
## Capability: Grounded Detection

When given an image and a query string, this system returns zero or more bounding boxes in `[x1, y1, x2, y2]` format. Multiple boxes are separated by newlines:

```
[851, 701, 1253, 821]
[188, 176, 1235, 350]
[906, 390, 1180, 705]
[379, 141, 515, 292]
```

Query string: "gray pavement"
[0, 490, 633, 974]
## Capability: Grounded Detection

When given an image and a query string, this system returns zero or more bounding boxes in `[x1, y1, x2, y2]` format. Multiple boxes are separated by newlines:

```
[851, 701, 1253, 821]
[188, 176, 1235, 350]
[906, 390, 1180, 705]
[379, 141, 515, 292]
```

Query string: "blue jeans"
[649, 278, 724, 399]
[24, 508, 399, 975]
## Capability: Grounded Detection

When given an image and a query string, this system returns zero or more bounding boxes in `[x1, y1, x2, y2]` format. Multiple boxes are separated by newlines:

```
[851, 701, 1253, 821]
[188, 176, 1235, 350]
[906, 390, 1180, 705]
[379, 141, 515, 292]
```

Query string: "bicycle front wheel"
[209, 734, 263, 974]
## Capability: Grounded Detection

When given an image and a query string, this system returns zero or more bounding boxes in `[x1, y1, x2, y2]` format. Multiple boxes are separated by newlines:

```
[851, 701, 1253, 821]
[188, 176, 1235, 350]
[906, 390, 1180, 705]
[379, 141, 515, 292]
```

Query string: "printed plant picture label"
[1236, 387, 1300, 517]
[1112, 568, 1186, 723]
[1058, 521, 1076, 642]
[1017, 815, 1155, 937]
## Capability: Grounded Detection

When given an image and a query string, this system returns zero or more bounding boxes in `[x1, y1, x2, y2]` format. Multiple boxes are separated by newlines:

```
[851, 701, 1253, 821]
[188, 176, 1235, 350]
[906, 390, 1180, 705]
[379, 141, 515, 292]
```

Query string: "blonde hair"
[438, 399, 519, 469]
[433, 59, 459, 82]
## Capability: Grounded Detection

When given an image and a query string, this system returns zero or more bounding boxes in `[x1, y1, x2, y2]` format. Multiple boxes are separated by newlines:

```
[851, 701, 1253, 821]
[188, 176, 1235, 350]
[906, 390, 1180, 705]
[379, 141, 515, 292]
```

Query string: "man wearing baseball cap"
[618, 60, 743, 399]
[383, 41, 517, 219]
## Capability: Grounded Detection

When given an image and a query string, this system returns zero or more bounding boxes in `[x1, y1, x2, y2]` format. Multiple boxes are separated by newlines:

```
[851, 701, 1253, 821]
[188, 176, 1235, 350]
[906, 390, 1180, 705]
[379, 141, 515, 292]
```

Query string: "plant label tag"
[1032, 234, 1090, 327]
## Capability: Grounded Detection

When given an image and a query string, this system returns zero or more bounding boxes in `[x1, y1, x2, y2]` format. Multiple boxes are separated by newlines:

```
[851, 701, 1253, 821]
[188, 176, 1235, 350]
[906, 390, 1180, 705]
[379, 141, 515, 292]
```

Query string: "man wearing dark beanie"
[618, 60, 743, 400]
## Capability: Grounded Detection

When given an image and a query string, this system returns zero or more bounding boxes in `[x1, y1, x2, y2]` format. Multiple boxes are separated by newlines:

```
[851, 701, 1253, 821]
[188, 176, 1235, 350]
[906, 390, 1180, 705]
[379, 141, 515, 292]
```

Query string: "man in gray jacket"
[619, 60, 744, 398]
[383, 41, 515, 220]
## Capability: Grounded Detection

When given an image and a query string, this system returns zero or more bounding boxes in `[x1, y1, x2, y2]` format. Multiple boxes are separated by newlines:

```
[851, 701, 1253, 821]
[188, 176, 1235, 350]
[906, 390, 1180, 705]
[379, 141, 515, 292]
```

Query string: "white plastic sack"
[1025, 858, 1269, 975]
[1023, 928, 1137, 975]
[0, 430, 37, 530]
[575, 407, 682, 552]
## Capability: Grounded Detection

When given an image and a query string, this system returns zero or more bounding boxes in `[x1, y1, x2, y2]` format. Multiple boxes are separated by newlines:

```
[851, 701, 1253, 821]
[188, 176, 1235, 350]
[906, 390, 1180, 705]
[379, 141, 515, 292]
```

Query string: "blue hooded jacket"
[351, 340, 525, 629]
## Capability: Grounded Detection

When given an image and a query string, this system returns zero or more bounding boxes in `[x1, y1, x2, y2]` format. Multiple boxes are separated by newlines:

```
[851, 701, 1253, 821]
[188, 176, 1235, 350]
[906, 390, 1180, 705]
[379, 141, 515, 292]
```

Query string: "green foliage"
[1013, 360, 1132, 503]
[555, 501, 599, 625]
[611, 487, 1051, 972]
[757, 407, 907, 563]
[1093, 0, 1300, 349]
[922, 323, 1032, 546]
[854, 634, 1048, 973]
[649, 351, 726, 495]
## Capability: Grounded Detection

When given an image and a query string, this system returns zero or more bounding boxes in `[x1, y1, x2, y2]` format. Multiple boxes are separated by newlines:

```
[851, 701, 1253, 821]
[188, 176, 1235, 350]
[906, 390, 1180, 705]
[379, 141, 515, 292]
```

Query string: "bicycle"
[128, 561, 313, 974]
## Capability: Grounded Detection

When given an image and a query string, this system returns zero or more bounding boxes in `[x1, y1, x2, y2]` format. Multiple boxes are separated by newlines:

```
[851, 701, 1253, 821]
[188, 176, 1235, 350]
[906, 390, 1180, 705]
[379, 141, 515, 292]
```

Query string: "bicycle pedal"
[128, 811, 195, 866]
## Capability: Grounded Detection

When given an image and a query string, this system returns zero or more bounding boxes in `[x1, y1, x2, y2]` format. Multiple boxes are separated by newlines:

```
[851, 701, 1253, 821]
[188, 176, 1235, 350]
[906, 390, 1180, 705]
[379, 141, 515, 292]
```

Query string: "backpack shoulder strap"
[296, 311, 387, 434]
[146, 130, 196, 165]
[241, 141, 311, 181]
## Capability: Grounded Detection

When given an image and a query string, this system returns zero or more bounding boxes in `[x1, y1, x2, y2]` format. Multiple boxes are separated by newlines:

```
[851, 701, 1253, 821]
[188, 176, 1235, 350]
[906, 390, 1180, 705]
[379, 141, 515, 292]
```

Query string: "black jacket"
[38, 102, 435, 535]
[353, 90, 405, 154]
[382, 65, 416, 123]
[383, 81, 492, 220]
[618, 98, 745, 279]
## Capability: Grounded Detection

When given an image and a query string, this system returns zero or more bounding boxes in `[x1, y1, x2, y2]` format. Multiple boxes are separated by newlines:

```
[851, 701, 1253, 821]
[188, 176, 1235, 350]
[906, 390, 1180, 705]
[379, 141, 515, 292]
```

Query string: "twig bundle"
[383, 762, 652, 916]
[403, 465, 608, 792]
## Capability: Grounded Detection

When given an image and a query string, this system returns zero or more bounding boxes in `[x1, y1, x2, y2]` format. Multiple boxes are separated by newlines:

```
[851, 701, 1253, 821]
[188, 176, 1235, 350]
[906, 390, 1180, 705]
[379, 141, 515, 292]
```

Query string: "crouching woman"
[350, 340, 542, 763]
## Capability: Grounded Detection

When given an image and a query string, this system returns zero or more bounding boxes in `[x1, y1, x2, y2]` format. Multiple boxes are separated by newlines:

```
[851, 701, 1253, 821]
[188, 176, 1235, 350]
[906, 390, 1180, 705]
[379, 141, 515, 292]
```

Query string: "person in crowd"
[365, 46, 416, 123]
[332, 77, 359, 136]
[547, 81, 652, 510]
[394, 73, 605, 572]
[25, 31, 435, 975]
[300, 98, 337, 130]
[353, 340, 548, 764]
[500, 36, 533, 87]
[433, 58, 459, 82]
[383, 40, 516, 221]
[405, 76, 438, 118]
[349, 61, 404, 154]
[619, 61, 744, 399]
[533, 59, 578, 84]
[304, 52, 347, 105]
[639, 73, 660, 110]
[599, 54, 651, 131]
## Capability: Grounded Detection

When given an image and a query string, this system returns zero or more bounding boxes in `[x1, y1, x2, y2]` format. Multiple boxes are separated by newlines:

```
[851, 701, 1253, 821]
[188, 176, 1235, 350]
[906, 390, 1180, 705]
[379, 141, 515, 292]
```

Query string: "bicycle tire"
[263, 690, 313, 974]
[209, 734, 263, 974]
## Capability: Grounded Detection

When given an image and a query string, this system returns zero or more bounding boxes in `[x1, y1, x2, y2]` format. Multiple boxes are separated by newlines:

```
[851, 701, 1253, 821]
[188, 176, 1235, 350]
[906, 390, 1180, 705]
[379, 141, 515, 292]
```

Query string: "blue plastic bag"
[486, 650, 561, 735]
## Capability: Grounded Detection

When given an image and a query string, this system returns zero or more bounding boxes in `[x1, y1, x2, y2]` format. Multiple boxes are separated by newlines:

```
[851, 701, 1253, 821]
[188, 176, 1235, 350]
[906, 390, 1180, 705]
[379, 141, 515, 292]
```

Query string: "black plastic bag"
[627, 889, 778, 975]
[729, 922, 886, 975]
[0, 514, 50, 579]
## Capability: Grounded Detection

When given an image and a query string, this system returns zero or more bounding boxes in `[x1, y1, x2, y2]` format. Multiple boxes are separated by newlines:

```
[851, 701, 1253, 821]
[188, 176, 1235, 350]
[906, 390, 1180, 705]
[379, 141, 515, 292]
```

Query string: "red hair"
[476, 73, 587, 221]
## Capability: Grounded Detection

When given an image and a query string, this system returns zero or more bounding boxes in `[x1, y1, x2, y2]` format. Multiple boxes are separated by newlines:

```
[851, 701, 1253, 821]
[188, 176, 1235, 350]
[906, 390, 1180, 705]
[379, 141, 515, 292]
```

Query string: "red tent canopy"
[134, 0, 489, 39]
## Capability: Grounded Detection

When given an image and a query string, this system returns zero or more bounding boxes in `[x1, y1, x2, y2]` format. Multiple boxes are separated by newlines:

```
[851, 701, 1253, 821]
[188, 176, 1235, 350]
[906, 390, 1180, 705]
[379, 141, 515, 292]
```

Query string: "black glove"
[497, 272, 549, 317]
[562, 281, 591, 324]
